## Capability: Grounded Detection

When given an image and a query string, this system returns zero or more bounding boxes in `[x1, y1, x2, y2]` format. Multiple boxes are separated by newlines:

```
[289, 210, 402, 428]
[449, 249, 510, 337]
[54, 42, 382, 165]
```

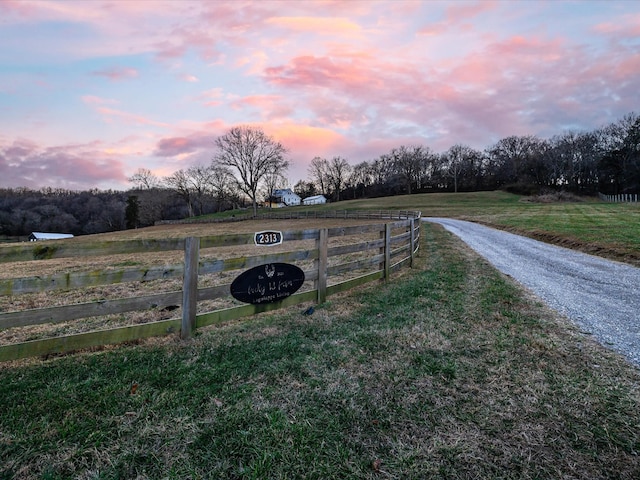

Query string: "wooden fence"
[0, 211, 420, 362]
[599, 192, 639, 203]
[156, 209, 422, 224]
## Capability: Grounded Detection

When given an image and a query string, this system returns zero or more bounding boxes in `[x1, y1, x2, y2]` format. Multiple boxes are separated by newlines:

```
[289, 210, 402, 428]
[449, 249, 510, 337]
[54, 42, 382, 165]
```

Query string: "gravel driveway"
[425, 218, 640, 368]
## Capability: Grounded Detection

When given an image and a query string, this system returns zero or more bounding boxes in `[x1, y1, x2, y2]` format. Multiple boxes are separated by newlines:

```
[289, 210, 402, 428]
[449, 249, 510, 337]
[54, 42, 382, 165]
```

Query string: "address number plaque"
[254, 230, 283, 246]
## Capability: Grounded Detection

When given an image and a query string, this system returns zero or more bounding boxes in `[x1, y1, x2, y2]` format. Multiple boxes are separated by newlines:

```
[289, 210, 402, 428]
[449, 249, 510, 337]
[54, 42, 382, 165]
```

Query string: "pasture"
[1, 193, 640, 479]
[301, 191, 640, 265]
[0, 215, 419, 359]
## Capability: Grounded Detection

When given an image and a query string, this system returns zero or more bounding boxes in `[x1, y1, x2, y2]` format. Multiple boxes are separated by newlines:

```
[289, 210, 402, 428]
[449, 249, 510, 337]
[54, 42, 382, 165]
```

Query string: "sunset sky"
[1, 0, 639, 191]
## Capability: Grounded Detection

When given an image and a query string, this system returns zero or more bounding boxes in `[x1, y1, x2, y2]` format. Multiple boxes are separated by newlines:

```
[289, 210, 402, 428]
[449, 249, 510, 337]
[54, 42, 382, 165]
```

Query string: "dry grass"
[522, 191, 585, 203]
[1, 222, 640, 478]
[0, 218, 404, 347]
[0, 218, 379, 279]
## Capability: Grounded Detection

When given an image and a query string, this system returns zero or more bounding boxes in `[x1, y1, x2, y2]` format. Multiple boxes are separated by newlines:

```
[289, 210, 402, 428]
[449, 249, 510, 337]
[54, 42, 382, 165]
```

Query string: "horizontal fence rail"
[0, 211, 421, 362]
[156, 209, 423, 225]
[598, 192, 639, 203]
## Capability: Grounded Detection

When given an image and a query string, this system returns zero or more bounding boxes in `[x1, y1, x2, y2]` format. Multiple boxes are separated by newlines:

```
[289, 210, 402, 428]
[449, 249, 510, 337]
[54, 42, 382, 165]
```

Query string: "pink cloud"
[0, 138, 128, 190]
[593, 13, 640, 37]
[418, 0, 497, 36]
[3, 138, 38, 158]
[230, 95, 294, 120]
[81, 95, 119, 106]
[3, 0, 639, 191]
[265, 16, 362, 35]
[444, 0, 497, 23]
[267, 123, 345, 154]
[152, 121, 351, 184]
[93, 107, 170, 128]
[91, 66, 139, 81]
[181, 74, 199, 83]
[154, 133, 212, 157]
[264, 55, 385, 94]
[197, 88, 226, 107]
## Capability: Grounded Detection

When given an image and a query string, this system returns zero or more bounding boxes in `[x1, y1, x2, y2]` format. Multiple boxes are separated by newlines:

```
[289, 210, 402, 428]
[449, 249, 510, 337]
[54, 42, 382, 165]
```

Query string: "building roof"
[29, 232, 74, 240]
[273, 188, 298, 197]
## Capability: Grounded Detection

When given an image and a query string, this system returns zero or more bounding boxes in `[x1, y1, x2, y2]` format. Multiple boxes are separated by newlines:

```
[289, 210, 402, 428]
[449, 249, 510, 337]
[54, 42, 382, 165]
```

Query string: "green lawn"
[205, 191, 640, 264]
[2, 221, 640, 479]
[307, 191, 640, 265]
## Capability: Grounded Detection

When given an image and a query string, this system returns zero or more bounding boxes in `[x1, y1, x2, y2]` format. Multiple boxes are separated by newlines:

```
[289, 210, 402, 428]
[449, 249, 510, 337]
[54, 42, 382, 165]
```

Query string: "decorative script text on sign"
[230, 263, 305, 305]
[254, 230, 283, 246]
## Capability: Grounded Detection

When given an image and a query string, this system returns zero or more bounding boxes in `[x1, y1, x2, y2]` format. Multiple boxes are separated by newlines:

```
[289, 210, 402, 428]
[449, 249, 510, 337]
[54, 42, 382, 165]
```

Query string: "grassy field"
[293, 191, 640, 266]
[2, 209, 640, 478]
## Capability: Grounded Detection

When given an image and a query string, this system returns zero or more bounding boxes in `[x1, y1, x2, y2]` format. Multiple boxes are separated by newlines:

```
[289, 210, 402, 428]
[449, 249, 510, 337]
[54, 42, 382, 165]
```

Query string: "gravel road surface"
[425, 218, 640, 367]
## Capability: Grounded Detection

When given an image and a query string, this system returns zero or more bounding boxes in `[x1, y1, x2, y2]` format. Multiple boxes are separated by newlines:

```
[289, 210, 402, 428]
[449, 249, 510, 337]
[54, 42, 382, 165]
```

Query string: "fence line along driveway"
[424, 218, 640, 368]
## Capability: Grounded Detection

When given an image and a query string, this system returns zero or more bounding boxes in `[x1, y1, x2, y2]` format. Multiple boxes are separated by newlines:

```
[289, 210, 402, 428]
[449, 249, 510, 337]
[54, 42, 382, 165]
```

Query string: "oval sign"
[230, 263, 305, 305]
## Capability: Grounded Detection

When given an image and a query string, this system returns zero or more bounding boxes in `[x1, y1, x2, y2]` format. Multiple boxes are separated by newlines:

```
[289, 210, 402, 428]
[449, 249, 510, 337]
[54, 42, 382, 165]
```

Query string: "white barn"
[273, 189, 301, 206]
[303, 195, 327, 205]
[29, 232, 74, 242]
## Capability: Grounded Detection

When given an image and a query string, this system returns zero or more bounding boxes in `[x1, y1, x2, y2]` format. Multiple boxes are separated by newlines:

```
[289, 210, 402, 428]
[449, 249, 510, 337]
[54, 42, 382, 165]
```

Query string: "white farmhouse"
[273, 189, 301, 206]
[303, 194, 327, 205]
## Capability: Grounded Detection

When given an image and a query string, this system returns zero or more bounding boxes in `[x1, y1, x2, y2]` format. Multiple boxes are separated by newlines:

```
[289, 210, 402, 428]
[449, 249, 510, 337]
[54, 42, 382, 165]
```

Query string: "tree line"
[301, 112, 640, 201]
[1, 113, 638, 239]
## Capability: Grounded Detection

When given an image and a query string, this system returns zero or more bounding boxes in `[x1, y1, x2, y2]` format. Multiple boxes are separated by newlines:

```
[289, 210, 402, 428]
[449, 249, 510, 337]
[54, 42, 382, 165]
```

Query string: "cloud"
[266, 16, 363, 35]
[593, 13, 640, 37]
[264, 54, 385, 95]
[154, 133, 213, 158]
[81, 95, 119, 106]
[0, 138, 128, 190]
[3, 0, 640, 192]
[91, 66, 139, 81]
[92, 107, 170, 128]
[230, 95, 293, 120]
[418, 0, 497, 36]
[152, 121, 350, 184]
[198, 88, 226, 107]
[3, 138, 38, 158]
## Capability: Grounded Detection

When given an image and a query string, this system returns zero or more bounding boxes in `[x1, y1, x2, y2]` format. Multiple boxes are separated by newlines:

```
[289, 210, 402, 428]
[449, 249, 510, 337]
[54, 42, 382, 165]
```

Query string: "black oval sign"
[230, 263, 305, 305]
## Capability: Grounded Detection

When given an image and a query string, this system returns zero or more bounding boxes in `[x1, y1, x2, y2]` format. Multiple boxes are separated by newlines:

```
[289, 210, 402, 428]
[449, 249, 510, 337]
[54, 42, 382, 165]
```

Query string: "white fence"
[598, 193, 639, 203]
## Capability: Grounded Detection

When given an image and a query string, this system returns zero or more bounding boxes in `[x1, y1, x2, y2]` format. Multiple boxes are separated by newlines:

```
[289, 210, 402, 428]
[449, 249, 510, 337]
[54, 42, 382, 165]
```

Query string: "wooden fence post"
[384, 223, 391, 282]
[409, 218, 415, 268]
[316, 228, 328, 304]
[181, 236, 200, 339]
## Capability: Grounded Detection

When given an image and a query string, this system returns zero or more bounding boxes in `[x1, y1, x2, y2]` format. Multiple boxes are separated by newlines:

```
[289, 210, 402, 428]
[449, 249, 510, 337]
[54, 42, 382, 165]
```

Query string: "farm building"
[303, 195, 327, 205]
[29, 232, 74, 241]
[273, 189, 301, 206]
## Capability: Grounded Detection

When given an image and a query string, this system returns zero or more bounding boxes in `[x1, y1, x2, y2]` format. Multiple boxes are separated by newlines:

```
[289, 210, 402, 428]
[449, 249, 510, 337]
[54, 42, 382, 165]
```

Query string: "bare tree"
[351, 161, 374, 198]
[213, 126, 289, 216]
[188, 165, 215, 216]
[209, 164, 235, 212]
[389, 145, 424, 194]
[598, 113, 640, 194]
[417, 147, 437, 190]
[293, 180, 317, 199]
[164, 165, 213, 217]
[443, 144, 477, 193]
[548, 131, 600, 192]
[308, 157, 329, 196]
[164, 169, 195, 217]
[370, 156, 394, 193]
[326, 156, 352, 202]
[128, 168, 160, 190]
[486, 135, 546, 188]
[262, 160, 289, 208]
